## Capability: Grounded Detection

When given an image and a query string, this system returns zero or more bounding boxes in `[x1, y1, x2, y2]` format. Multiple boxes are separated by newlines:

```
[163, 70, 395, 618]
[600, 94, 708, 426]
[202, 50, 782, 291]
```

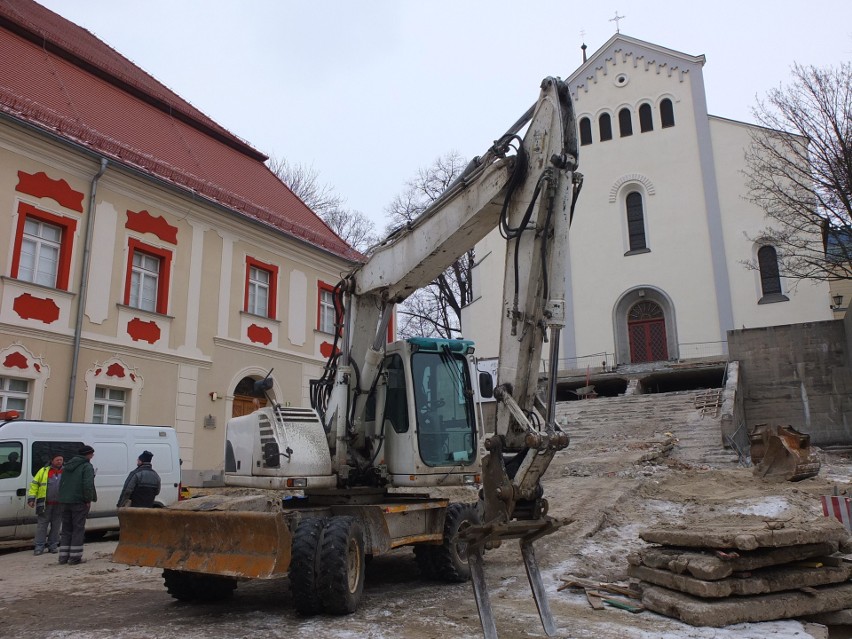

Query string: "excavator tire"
[290, 517, 327, 615]
[432, 503, 480, 583]
[193, 574, 237, 602]
[163, 569, 196, 601]
[163, 569, 236, 602]
[318, 516, 365, 615]
[413, 544, 438, 579]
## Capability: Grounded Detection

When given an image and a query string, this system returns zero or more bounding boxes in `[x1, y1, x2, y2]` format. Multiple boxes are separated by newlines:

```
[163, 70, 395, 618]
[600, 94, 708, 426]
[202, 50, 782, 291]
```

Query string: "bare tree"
[744, 62, 852, 280]
[386, 151, 473, 338]
[269, 156, 378, 253]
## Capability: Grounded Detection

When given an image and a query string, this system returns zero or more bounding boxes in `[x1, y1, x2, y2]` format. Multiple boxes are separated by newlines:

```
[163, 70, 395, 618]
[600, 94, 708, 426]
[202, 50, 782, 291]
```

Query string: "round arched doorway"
[627, 300, 669, 363]
[232, 375, 268, 418]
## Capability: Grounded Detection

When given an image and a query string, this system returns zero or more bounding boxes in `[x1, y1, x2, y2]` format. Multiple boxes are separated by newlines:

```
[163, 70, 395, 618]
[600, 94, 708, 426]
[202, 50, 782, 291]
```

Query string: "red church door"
[627, 301, 668, 363]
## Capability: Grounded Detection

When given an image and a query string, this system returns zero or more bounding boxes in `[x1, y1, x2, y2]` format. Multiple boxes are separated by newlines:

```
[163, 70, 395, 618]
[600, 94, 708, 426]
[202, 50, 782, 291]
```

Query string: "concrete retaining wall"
[727, 319, 852, 446]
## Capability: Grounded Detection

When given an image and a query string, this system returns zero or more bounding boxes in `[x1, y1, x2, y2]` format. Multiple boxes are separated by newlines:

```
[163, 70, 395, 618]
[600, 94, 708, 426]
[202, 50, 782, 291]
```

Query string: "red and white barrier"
[822, 495, 852, 531]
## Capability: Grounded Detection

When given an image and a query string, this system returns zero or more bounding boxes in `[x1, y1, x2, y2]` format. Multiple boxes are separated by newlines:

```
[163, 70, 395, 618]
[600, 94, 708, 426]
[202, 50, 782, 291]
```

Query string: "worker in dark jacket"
[57, 445, 97, 565]
[117, 450, 161, 508]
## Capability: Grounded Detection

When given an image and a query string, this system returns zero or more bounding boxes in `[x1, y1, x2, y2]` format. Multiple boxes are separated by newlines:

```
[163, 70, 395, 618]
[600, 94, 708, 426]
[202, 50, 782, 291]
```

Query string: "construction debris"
[630, 516, 852, 626]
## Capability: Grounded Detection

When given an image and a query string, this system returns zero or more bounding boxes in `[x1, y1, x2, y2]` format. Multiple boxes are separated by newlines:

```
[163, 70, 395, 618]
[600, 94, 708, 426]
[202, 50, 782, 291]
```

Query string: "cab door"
[0, 440, 27, 540]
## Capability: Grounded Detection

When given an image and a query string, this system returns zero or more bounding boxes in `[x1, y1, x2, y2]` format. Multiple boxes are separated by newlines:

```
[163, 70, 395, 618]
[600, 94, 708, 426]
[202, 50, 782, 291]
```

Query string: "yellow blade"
[113, 508, 292, 579]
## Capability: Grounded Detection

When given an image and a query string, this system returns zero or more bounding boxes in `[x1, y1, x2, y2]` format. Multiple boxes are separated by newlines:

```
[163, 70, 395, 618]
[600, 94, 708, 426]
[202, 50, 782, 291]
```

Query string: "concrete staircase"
[555, 390, 741, 468]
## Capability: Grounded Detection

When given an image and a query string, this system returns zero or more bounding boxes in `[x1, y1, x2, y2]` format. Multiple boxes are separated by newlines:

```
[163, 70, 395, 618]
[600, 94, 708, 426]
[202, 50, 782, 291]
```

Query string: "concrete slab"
[629, 562, 852, 598]
[628, 542, 839, 580]
[641, 582, 852, 627]
[640, 516, 850, 550]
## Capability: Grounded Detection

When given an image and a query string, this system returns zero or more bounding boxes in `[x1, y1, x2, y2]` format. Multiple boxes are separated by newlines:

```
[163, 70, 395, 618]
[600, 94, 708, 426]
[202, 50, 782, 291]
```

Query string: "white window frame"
[0, 376, 29, 415]
[19, 217, 62, 287]
[248, 266, 271, 317]
[92, 386, 127, 424]
[130, 251, 161, 312]
[84, 358, 144, 425]
[319, 288, 336, 333]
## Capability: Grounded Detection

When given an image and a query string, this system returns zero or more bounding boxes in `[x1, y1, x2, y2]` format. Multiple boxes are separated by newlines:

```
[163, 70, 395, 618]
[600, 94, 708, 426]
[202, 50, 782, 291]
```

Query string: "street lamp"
[832, 293, 844, 309]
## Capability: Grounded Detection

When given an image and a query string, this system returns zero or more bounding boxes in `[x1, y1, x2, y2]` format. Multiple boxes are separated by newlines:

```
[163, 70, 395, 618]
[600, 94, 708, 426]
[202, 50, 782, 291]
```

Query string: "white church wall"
[709, 117, 832, 328]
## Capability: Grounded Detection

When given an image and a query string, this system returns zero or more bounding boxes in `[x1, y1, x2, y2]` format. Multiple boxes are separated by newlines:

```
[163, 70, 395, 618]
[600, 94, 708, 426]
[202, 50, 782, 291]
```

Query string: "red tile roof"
[0, 0, 361, 262]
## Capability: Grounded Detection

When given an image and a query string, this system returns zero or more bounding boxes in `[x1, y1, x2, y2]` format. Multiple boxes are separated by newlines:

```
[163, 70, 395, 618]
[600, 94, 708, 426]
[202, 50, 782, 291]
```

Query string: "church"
[463, 34, 832, 373]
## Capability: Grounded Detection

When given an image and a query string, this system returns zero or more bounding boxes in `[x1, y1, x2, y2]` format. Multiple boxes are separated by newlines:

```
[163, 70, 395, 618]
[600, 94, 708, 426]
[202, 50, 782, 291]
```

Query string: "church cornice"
[568, 34, 705, 103]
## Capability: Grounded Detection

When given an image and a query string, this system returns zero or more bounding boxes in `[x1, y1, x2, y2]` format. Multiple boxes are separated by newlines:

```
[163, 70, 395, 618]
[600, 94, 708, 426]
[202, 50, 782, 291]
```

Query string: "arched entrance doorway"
[232, 375, 268, 418]
[627, 300, 668, 363]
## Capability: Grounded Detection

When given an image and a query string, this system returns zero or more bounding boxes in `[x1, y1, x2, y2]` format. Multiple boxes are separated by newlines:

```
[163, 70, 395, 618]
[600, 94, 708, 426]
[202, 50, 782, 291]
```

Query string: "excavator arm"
[322, 77, 580, 637]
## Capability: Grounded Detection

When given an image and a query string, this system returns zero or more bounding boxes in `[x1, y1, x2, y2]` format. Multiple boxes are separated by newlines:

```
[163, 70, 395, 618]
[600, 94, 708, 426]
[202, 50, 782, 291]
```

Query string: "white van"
[0, 416, 181, 541]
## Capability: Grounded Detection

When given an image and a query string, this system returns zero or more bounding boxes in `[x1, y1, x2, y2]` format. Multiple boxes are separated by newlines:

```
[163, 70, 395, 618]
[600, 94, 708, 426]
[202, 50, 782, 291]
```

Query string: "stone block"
[628, 563, 852, 598]
[641, 582, 852, 627]
[629, 541, 838, 580]
[640, 516, 850, 550]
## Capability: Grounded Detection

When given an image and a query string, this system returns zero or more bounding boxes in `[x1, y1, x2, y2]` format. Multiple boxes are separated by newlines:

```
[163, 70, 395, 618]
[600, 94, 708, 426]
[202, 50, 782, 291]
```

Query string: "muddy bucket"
[112, 507, 292, 579]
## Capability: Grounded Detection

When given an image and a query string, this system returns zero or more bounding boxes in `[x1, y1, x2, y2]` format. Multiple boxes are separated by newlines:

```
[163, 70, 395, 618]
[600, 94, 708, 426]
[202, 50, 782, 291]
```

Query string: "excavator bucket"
[113, 507, 292, 578]
[751, 424, 821, 482]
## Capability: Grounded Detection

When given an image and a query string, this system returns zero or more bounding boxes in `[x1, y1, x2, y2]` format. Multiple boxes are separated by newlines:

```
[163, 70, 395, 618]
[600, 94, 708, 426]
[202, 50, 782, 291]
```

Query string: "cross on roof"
[610, 11, 625, 33]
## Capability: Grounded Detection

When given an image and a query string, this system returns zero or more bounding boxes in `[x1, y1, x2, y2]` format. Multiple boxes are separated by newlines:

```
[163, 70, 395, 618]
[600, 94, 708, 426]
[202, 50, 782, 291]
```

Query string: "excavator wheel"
[194, 575, 237, 602]
[318, 516, 365, 614]
[290, 517, 327, 615]
[163, 569, 236, 602]
[432, 503, 480, 583]
[413, 544, 438, 579]
[163, 569, 196, 601]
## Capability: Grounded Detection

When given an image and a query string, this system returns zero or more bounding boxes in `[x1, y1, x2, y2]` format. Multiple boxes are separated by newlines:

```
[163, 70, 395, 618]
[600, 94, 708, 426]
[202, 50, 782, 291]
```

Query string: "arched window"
[579, 117, 592, 146]
[599, 113, 613, 141]
[626, 191, 647, 252]
[757, 245, 787, 302]
[660, 98, 675, 128]
[618, 108, 633, 137]
[639, 103, 654, 132]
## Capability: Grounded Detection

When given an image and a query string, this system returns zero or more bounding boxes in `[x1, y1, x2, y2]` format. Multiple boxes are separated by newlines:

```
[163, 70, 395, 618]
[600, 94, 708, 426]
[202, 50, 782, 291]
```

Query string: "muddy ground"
[2, 411, 852, 639]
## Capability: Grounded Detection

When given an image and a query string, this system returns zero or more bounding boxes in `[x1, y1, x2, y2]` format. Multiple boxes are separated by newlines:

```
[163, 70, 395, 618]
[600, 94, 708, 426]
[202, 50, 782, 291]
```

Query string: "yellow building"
[0, 1, 360, 483]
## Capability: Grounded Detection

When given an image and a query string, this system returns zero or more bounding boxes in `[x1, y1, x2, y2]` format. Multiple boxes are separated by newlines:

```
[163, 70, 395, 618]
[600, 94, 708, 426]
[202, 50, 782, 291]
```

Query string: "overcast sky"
[37, 1, 852, 230]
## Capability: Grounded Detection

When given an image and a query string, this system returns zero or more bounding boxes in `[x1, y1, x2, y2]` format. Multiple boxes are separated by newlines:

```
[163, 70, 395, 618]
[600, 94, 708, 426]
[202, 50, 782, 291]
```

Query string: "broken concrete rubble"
[641, 583, 852, 627]
[639, 515, 851, 551]
[632, 516, 852, 625]
[628, 562, 852, 598]
[628, 541, 839, 580]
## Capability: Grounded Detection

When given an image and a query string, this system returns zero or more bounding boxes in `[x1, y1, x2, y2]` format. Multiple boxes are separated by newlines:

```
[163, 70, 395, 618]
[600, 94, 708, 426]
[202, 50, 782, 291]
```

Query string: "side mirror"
[262, 442, 280, 468]
[478, 372, 494, 399]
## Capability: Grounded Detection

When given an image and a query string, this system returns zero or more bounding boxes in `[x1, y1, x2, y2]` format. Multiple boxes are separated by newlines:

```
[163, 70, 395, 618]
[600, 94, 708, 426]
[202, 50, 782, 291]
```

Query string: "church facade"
[463, 34, 832, 372]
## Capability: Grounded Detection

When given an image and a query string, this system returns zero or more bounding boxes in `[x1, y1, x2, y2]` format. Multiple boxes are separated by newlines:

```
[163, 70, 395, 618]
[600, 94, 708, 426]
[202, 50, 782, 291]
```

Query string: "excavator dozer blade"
[113, 507, 292, 579]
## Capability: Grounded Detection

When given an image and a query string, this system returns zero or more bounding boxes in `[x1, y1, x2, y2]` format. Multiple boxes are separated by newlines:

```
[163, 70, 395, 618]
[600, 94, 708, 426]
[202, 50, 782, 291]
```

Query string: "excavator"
[113, 76, 581, 639]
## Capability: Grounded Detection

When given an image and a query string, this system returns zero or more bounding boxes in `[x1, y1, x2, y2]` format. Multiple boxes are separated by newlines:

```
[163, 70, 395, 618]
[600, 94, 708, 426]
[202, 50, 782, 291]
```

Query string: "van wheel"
[290, 517, 326, 615]
[164, 569, 196, 601]
[84, 530, 108, 542]
[318, 516, 365, 614]
[432, 503, 480, 583]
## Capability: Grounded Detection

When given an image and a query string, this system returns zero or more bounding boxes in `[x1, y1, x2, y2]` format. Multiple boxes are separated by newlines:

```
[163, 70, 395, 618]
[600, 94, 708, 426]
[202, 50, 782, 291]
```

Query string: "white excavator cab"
[373, 337, 482, 487]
